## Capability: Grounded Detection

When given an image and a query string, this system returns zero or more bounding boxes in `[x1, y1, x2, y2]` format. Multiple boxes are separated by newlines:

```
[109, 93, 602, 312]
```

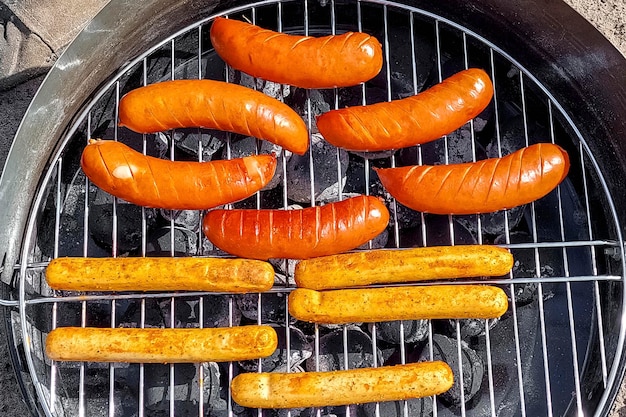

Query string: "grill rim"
[0, 1, 624, 416]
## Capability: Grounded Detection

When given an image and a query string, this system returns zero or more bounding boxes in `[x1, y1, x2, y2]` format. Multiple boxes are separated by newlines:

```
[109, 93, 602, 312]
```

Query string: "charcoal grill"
[2, 0, 626, 416]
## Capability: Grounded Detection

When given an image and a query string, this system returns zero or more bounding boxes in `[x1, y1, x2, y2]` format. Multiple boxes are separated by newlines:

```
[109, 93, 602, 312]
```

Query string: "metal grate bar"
[520, 70, 555, 417]
[580, 140, 610, 388]
[487, 47, 528, 416]
[549, 99, 584, 416]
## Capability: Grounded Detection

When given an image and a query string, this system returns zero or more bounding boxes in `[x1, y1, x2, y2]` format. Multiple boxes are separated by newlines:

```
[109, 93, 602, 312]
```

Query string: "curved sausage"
[316, 68, 493, 151]
[294, 245, 513, 290]
[46, 326, 278, 363]
[118, 79, 309, 154]
[46, 257, 275, 293]
[374, 143, 569, 215]
[288, 285, 509, 324]
[230, 362, 454, 408]
[81, 139, 276, 210]
[210, 17, 383, 89]
[202, 195, 390, 260]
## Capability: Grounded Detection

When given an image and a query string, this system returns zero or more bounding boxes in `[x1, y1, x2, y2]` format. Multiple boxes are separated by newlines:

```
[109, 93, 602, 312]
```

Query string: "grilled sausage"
[45, 326, 278, 363]
[230, 361, 454, 408]
[289, 285, 509, 324]
[294, 245, 513, 290]
[202, 195, 390, 260]
[46, 257, 275, 293]
[374, 143, 570, 215]
[316, 68, 493, 151]
[118, 79, 309, 154]
[81, 139, 276, 210]
[210, 17, 383, 89]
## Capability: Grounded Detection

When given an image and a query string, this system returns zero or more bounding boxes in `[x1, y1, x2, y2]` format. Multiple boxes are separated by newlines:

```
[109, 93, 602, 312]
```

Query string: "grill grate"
[5, 0, 625, 416]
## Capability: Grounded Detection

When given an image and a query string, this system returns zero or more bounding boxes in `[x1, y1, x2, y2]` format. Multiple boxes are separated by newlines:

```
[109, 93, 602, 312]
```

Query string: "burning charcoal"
[350, 150, 398, 160]
[433, 125, 487, 164]
[198, 295, 242, 328]
[173, 129, 225, 161]
[361, 397, 432, 417]
[118, 299, 165, 328]
[286, 133, 349, 203]
[141, 362, 225, 415]
[229, 67, 291, 100]
[422, 214, 477, 246]
[89, 191, 158, 254]
[287, 89, 331, 134]
[446, 318, 501, 339]
[420, 334, 484, 406]
[236, 292, 294, 324]
[369, 320, 429, 345]
[494, 231, 545, 306]
[306, 326, 382, 372]
[159, 209, 201, 233]
[456, 206, 525, 238]
[146, 226, 198, 256]
[227, 136, 292, 190]
[239, 325, 312, 373]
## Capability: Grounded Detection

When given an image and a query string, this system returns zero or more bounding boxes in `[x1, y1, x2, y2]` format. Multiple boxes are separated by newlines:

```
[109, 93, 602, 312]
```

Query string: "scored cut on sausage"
[316, 68, 493, 151]
[202, 195, 390, 260]
[210, 17, 383, 89]
[374, 142, 570, 215]
[118, 79, 309, 154]
[81, 139, 277, 210]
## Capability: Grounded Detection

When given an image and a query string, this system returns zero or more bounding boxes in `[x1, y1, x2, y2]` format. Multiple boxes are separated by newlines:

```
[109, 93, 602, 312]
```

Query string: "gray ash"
[146, 226, 199, 256]
[172, 129, 225, 161]
[159, 209, 201, 233]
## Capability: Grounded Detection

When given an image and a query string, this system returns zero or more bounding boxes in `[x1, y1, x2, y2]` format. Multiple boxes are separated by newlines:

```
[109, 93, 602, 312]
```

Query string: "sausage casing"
[316, 68, 493, 151]
[210, 17, 383, 89]
[203, 195, 390, 260]
[294, 245, 513, 290]
[46, 326, 278, 363]
[46, 257, 275, 293]
[81, 139, 276, 210]
[289, 285, 509, 324]
[374, 143, 570, 214]
[230, 361, 453, 408]
[118, 79, 309, 154]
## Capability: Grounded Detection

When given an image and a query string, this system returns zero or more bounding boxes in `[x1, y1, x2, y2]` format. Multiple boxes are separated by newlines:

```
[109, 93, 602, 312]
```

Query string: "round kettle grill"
[1, 0, 626, 416]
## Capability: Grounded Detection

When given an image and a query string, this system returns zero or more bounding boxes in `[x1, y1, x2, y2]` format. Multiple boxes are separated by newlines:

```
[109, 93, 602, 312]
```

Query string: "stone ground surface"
[0, 0, 625, 416]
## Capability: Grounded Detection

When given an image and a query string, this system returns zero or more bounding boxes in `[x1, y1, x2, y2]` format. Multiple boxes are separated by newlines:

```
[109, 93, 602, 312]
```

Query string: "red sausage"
[118, 79, 309, 155]
[374, 143, 570, 215]
[209, 17, 383, 89]
[81, 139, 276, 210]
[316, 68, 494, 151]
[202, 195, 390, 260]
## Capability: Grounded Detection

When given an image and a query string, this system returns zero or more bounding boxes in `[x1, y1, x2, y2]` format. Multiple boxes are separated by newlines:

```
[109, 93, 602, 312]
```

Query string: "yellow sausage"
[45, 257, 275, 292]
[294, 245, 513, 290]
[231, 361, 454, 408]
[288, 285, 508, 324]
[45, 326, 277, 363]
